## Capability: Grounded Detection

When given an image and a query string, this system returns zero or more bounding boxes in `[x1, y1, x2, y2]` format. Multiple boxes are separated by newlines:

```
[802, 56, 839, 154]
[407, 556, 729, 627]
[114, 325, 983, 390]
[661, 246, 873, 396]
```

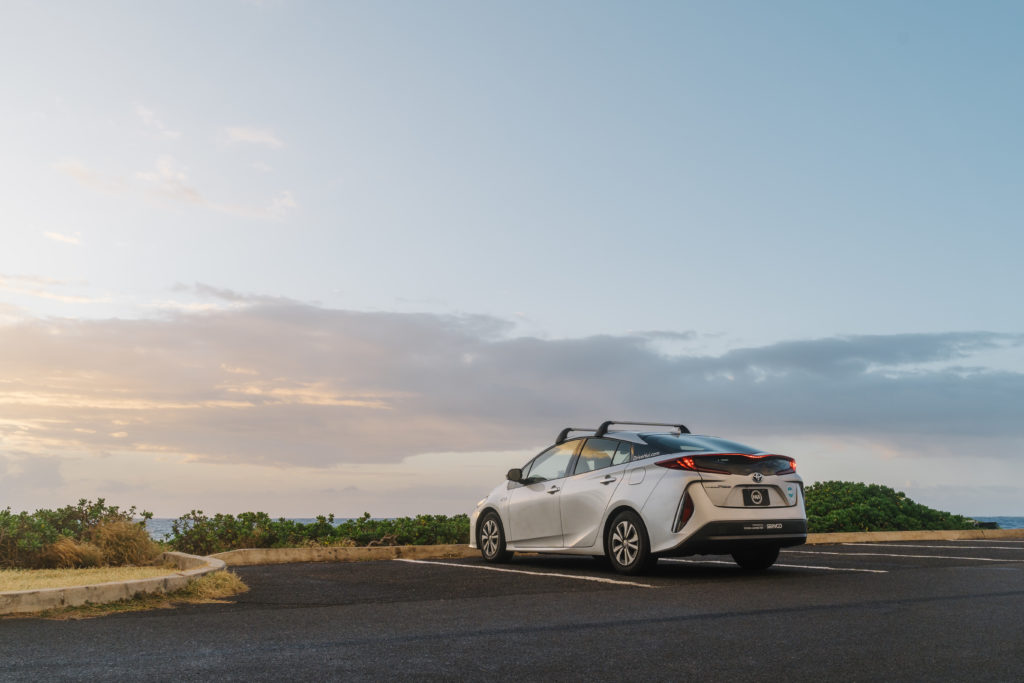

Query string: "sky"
[1, 1, 1022, 517]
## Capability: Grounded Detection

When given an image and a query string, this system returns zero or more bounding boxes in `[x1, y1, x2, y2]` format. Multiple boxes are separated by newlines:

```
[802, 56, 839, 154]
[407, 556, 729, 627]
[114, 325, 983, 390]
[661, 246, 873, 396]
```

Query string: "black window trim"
[571, 437, 627, 476]
[523, 438, 585, 484]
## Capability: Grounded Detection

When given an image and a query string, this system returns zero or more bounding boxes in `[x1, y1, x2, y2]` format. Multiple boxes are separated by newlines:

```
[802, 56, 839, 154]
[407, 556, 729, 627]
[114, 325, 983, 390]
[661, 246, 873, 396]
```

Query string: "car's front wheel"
[606, 510, 653, 575]
[478, 512, 513, 563]
[731, 546, 780, 570]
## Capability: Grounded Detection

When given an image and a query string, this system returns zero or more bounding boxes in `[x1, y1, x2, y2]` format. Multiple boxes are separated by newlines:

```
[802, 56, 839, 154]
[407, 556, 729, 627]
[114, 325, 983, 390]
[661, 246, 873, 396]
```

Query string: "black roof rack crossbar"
[555, 427, 598, 444]
[594, 420, 690, 438]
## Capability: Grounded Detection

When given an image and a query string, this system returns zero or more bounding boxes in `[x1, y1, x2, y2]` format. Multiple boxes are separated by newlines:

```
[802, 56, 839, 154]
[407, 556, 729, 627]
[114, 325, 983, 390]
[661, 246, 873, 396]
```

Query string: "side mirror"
[506, 468, 523, 483]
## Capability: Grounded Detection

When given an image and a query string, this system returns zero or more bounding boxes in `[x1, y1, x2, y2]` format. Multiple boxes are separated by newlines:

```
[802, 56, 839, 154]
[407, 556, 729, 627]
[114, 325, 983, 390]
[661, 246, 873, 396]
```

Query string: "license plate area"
[742, 488, 770, 506]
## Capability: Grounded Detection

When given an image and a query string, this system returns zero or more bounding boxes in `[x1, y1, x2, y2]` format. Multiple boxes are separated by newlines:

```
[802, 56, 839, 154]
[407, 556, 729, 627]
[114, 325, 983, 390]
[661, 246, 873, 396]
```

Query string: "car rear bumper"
[659, 518, 807, 557]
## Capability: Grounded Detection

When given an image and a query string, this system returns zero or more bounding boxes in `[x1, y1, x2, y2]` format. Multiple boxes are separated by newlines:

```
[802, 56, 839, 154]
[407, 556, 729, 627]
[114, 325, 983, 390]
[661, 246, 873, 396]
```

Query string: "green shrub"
[166, 511, 471, 555]
[0, 499, 154, 569]
[805, 481, 976, 533]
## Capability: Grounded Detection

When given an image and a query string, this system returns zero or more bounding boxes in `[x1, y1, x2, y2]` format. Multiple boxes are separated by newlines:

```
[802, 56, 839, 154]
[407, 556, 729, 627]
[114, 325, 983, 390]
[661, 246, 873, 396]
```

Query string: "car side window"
[524, 441, 578, 483]
[630, 441, 664, 461]
[573, 438, 620, 475]
[611, 442, 632, 466]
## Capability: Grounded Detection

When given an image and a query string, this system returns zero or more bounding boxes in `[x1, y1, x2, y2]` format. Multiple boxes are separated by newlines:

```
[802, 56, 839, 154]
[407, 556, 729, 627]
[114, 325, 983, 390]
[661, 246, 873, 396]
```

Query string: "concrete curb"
[213, 529, 1024, 566]
[213, 544, 476, 566]
[0, 551, 225, 616]
[805, 528, 1024, 544]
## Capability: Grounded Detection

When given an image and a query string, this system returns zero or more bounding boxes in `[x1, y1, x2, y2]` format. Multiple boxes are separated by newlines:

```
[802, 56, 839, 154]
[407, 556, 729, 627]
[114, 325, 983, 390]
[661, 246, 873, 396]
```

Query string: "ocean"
[145, 515, 1024, 540]
[970, 516, 1024, 530]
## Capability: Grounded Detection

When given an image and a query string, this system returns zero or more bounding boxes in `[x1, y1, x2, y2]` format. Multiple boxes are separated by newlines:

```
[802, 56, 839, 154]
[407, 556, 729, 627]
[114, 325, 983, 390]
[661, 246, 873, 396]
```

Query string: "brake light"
[655, 455, 731, 474]
[656, 454, 796, 475]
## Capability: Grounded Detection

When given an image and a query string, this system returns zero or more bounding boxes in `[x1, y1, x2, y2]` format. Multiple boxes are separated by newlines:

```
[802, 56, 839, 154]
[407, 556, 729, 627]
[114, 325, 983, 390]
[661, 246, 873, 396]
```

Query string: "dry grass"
[179, 569, 248, 601]
[0, 565, 178, 592]
[90, 520, 161, 566]
[2, 570, 249, 620]
[29, 521, 161, 570]
[36, 538, 104, 569]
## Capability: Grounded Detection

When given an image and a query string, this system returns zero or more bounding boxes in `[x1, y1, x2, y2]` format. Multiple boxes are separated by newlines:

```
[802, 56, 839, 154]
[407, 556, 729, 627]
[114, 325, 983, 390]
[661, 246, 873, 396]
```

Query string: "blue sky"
[1, 1, 1022, 516]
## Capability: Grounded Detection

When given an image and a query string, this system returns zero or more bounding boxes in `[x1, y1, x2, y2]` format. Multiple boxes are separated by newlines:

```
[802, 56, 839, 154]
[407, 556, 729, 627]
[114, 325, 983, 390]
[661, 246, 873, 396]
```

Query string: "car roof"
[565, 430, 686, 445]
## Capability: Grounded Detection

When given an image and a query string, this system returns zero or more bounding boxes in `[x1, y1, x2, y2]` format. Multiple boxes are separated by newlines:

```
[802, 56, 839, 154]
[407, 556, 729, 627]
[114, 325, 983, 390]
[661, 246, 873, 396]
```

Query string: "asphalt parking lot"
[2, 540, 1022, 681]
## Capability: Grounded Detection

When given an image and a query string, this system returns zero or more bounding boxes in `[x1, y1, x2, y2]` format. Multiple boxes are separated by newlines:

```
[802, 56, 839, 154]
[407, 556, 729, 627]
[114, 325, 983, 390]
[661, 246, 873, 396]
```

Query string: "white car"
[470, 421, 807, 574]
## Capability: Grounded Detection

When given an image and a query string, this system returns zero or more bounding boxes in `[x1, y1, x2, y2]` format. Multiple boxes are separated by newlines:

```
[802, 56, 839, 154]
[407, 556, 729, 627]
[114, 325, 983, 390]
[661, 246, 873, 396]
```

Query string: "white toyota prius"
[470, 421, 807, 574]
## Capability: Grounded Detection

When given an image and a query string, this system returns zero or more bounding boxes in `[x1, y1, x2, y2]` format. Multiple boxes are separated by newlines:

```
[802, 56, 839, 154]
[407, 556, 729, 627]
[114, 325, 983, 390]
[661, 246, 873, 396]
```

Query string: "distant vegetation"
[0, 486, 985, 569]
[167, 511, 470, 556]
[804, 481, 977, 533]
[0, 499, 160, 570]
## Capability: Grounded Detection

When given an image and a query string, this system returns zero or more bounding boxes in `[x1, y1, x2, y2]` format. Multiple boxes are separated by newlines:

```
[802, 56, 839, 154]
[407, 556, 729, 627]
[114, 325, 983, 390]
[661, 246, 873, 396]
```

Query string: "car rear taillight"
[656, 455, 731, 473]
[656, 453, 797, 475]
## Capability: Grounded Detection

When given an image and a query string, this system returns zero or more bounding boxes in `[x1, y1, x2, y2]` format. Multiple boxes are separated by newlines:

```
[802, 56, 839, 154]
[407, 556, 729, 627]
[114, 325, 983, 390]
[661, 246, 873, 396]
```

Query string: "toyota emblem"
[752, 472, 763, 483]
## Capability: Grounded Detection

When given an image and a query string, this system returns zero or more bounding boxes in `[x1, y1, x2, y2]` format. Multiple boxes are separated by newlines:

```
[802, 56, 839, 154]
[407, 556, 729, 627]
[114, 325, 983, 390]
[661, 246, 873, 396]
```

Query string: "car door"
[507, 440, 580, 548]
[558, 439, 629, 548]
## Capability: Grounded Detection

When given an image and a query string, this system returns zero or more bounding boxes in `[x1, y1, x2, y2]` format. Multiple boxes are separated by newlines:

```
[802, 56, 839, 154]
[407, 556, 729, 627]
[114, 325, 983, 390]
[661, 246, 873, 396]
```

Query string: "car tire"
[478, 512, 513, 563]
[731, 546, 780, 570]
[605, 510, 652, 575]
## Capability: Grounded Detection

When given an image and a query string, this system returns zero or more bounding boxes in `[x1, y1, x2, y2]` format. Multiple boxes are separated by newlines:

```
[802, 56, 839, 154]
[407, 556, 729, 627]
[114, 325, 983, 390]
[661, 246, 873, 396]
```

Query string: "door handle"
[600, 476, 617, 485]
[547, 486, 560, 494]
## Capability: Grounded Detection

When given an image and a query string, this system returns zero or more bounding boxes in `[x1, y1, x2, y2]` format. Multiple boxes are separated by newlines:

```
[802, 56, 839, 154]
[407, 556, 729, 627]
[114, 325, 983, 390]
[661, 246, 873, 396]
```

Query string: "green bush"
[167, 511, 471, 555]
[0, 499, 154, 569]
[805, 481, 976, 533]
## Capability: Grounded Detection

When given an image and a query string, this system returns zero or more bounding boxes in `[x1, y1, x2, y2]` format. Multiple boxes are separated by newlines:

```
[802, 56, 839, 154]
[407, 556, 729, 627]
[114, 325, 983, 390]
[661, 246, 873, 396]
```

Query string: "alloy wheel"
[481, 518, 501, 558]
[610, 520, 639, 566]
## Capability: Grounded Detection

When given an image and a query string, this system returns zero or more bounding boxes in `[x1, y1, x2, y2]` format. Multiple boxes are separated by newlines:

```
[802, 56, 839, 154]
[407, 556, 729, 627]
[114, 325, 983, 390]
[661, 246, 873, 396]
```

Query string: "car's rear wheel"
[731, 546, 780, 570]
[606, 510, 652, 575]
[478, 512, 512, 563]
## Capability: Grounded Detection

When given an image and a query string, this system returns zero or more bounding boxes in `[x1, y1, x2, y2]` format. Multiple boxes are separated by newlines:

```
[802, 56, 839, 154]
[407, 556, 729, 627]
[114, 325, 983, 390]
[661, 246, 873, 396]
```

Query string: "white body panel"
[470, 431, 807, 564]
[558, 467, 623, 548]
[507, 481, 563, 547]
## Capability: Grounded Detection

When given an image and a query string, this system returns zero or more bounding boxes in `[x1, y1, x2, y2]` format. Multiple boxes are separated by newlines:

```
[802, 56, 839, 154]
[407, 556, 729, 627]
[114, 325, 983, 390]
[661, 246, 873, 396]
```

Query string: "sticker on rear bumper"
[740, 522, 785, 531]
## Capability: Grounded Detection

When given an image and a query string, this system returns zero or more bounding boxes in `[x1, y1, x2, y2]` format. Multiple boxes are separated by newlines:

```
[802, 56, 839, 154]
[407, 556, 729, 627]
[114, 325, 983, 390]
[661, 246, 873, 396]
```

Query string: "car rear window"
[640, 434, 763, 456]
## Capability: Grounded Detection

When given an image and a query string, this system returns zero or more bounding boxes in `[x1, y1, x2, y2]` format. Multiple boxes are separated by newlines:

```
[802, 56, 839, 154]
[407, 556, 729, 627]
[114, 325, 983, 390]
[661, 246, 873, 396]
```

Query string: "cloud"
[268, 190, 297, 216]
[134, 103, 182, 139]
[54, 154, 295, 221]
[224, 126, 285, 149]
[135, 155, 205, 205]
[0, 453, 66, 500]
[53, 158, 125, 194]
[134, 156, 296, 219]
[44, 231, 81, 246]
[0, 299, 1021, 475]
[0, 273, 105, 304]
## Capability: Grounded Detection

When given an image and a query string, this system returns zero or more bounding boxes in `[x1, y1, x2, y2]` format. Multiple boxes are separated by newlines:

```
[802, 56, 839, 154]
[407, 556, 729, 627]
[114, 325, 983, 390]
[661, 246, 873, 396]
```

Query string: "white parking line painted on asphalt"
[393, 558, 656, 588]
[660, 558, 887, 573]
[844, 543, 1024, 551]
[786, 550, 1024, 563]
